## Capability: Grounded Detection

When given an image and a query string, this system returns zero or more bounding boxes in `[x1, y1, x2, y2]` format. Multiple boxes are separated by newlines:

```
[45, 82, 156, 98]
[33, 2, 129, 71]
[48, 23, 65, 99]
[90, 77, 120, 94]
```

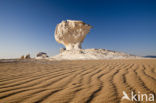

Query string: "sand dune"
[0, 59, 156, 103]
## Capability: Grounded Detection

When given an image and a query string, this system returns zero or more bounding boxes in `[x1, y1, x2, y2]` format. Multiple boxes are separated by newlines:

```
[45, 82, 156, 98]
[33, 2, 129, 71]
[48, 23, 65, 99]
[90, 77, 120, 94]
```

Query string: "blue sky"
[0, 0, 156, 58]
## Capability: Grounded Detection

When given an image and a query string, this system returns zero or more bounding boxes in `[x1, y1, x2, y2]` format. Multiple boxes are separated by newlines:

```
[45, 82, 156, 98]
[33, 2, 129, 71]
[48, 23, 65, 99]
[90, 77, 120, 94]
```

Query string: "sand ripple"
[0, 59, 156, 103]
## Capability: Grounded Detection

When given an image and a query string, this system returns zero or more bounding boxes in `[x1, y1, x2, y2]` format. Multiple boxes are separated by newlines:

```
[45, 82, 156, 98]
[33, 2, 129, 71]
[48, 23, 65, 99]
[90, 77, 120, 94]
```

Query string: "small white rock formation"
[55, 20, 92, 50]
[51, 20, 142, 60]
[36, 52, 48, 59]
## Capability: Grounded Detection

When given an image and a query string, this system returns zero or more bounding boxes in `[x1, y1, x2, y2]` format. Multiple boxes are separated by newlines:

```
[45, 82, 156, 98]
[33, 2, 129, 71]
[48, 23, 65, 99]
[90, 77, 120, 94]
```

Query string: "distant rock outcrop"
[25, 54, 31, 59]
[144, 55, 156, 58]
[20, 55, 25, 59]
[36, 52, 48, 59]
[20, 54, 31, 59]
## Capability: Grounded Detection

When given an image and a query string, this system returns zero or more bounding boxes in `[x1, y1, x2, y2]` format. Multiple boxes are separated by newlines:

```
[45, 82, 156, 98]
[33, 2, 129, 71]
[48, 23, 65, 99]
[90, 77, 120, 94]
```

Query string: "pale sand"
[0, 59, 156, 103]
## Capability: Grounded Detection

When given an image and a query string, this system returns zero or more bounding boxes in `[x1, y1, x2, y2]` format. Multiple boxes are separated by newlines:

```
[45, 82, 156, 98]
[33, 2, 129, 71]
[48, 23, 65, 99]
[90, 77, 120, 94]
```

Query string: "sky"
[0, 0, 156, 58]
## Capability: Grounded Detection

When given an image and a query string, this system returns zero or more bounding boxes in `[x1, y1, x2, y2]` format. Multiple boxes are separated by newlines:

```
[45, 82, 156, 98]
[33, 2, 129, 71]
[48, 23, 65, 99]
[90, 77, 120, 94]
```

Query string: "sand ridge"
[0, 59, 156, 103]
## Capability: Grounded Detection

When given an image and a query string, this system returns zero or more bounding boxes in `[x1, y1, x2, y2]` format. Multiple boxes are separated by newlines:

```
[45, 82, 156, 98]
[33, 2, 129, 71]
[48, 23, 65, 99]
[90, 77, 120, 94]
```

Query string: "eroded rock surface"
[55, 20, 92, 50]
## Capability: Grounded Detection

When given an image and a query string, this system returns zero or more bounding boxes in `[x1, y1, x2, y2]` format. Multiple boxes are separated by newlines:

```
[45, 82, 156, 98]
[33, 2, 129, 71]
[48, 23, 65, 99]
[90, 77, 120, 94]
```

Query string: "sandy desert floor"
[0, 59, 156, 103]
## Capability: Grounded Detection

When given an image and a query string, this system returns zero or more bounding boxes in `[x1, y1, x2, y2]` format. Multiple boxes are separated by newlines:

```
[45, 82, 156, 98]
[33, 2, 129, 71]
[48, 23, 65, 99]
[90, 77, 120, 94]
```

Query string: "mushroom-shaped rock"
[54, 20, 92, 50]
[36, 52, 48, 59]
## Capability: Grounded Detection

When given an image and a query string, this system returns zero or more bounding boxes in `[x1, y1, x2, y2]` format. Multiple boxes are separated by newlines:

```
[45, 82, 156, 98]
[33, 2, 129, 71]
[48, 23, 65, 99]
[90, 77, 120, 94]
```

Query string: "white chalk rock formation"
[55, 20, 92, 50]
[51, 20, 142, 60]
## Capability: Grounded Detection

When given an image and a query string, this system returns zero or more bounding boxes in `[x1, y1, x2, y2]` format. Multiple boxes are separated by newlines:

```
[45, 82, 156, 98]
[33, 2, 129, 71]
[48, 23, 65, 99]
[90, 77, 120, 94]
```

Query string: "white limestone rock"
[55, 20, 92, 50]
[51, 49, 142, 60]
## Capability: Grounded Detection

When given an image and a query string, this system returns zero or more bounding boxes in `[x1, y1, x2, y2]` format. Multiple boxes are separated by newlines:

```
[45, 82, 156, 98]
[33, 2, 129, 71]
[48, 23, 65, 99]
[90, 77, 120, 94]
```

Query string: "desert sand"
[0, 59, 156, 103]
